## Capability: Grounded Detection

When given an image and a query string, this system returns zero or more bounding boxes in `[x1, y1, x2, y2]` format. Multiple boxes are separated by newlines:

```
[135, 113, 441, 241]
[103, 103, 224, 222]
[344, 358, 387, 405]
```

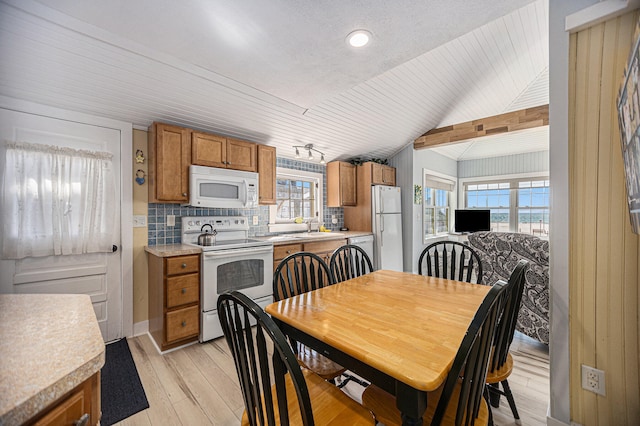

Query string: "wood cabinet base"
[29, 372, 100, 426]
[148, 253, 201, 352]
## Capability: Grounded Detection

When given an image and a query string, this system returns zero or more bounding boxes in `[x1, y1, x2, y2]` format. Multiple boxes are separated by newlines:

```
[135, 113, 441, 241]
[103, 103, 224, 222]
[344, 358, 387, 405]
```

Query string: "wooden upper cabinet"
[192, 132, 226, 168]
[257, 145, 276, 205]
[148, 122, 191, 203]
[192, 132, 257, 172]
[327, 161, 357, 207]
[369, 162, 396, 186]
[226, 137, 257, 172]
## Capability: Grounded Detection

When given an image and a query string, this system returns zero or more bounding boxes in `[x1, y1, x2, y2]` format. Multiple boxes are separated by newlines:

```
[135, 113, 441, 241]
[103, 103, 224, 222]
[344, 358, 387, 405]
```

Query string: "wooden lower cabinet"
[272, 239, 347, 272]
[148, 253, 201, 351]
[30, 372, 100, 426]
[273, 243, 304, 273]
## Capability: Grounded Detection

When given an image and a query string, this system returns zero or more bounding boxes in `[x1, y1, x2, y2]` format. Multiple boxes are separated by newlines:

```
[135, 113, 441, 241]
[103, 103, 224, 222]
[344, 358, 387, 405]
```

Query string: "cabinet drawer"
[274, 243, 303, 261]
[166, 305, 199, 342]
[303, 239, 346, 254]
[166, 274, 199, 308]
[166, 255, 199, 276]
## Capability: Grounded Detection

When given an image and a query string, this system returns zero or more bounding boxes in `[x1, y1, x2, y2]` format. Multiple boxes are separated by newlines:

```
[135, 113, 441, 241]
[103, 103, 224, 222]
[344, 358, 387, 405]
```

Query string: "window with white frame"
[423, 173, 455, 240]
[463, 177, 550, 236]
[269, 168, 323, 232]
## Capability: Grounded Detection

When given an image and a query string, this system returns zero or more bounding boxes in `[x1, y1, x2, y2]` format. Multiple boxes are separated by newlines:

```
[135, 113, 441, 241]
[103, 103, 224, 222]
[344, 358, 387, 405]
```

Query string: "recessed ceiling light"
[346, 30, 372, 48]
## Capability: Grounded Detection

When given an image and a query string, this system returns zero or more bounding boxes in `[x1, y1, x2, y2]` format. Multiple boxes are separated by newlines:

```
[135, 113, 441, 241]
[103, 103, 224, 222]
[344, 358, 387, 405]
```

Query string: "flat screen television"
[454, 209, 490, 233]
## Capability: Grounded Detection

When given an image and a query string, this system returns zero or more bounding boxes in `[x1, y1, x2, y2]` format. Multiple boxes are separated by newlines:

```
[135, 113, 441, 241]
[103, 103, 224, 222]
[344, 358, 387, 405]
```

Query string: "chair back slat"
[490, 260, 529, 372]
[431, 280, 508, 426]
[418, 241, 483, 284]
[329, 244, 374, 283]
[218, 291, 316, 426]
[273, 252, 333, 301]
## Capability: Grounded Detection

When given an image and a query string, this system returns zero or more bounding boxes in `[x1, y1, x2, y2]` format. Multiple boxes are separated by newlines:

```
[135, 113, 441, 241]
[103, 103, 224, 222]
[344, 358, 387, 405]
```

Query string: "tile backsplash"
[148, 157, 344, 245]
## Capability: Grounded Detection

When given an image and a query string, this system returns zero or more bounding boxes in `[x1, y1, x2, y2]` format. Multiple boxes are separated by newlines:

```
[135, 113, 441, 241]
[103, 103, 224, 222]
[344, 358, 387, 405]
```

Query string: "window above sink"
[268, 167, 324, 233]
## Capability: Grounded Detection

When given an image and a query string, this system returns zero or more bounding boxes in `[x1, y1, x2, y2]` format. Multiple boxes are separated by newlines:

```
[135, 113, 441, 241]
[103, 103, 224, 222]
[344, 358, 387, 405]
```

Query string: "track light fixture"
[292, 143, 326, 164]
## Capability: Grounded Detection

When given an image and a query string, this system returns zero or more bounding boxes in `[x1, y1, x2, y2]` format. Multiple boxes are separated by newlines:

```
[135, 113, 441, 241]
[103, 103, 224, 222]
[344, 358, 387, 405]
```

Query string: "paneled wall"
[458, 150, 549, 178]
[568, 11, 640, 425]
[390, 145, 458, 273]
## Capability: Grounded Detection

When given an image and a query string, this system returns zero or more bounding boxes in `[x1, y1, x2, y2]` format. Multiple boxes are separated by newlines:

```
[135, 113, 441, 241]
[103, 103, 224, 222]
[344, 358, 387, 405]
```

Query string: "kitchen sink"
[294, 232, 344, 238]
[266, 232, 344, 241]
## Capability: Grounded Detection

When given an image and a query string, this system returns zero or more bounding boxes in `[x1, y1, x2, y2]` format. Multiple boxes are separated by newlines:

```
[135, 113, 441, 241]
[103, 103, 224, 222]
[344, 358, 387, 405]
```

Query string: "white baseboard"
[133, 320, 149, 336]
[547, 416, 572, 426]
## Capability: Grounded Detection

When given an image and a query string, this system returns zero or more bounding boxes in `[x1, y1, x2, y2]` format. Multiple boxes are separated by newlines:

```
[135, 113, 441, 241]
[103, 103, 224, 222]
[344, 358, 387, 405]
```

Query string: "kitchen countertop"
[254, 230, 373, 245]
[0, 294, 105, 425]
[146, 231, 374, 255]
[145, 244, 203, 257]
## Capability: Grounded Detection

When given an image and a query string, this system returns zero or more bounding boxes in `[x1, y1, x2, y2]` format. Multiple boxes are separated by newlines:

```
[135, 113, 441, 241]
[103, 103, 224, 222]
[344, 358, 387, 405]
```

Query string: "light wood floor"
[117, 332, 549, 426]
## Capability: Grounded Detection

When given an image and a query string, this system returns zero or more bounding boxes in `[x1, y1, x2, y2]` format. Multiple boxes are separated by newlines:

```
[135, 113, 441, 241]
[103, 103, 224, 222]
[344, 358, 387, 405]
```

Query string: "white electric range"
[181, 216, 273, 342]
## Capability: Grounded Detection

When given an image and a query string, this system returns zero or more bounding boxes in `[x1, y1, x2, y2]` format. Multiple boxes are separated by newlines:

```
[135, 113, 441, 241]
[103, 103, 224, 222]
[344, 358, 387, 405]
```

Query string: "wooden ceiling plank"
[414, 104, 548, 149]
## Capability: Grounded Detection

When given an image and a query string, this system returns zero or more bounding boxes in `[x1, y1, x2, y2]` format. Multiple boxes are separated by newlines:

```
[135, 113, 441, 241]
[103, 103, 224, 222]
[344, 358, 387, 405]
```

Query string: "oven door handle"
[202, 246, 273, 257]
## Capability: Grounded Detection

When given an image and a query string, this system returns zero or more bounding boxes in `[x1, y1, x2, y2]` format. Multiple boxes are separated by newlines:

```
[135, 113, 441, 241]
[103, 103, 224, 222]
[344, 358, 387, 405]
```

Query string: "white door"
[0, 108, 123, 341]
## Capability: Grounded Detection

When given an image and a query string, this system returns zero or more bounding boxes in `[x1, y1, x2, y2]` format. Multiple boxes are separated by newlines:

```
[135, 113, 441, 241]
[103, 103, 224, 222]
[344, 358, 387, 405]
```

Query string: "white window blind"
[424, 175, 455, 192]
[1, 141, 116, 259]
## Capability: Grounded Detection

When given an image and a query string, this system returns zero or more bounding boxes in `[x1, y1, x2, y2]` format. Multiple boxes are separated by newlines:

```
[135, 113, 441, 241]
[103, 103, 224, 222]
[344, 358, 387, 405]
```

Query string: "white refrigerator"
[372, 186, 403, 271]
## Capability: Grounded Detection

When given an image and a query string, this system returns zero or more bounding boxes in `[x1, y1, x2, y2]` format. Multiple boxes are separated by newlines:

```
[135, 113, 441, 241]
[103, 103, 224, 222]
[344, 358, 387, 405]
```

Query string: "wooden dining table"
[265, 269, 491, 426]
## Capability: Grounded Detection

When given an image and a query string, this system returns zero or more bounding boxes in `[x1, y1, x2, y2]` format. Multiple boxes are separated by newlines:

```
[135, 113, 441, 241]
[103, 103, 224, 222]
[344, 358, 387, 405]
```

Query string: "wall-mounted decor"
[617, 22, 640, 234]
[135, 169, 146, 185]
[135, 149, 145, 164]
[414, 184, 422, 204]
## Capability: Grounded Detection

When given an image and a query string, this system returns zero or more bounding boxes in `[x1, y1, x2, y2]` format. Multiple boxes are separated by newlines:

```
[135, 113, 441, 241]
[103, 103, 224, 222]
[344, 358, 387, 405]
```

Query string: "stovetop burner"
[181, 216, 272, 251]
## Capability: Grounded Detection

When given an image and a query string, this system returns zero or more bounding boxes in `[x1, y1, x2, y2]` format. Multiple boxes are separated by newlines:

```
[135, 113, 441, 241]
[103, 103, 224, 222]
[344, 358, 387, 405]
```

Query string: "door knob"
[112, 244, 118, 253]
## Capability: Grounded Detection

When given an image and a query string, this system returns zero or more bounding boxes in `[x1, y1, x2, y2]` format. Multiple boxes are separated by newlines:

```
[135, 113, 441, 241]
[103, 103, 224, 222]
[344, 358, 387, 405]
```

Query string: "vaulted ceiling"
[0, 0, 549, 162]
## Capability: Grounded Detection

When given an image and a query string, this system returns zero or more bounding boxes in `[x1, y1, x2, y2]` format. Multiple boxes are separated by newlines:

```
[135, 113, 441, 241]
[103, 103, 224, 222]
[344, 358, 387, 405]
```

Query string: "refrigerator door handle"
[380, 215, 384, 246]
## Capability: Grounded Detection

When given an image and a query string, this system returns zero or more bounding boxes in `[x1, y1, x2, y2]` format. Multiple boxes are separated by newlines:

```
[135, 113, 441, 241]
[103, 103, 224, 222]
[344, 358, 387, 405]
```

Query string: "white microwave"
[189, 165, 259, 208]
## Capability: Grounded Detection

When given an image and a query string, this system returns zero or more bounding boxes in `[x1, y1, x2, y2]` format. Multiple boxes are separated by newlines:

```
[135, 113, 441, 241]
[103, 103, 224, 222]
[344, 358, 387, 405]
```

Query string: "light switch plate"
[252, 215, 259, 225]
[133, 215, 147, 227]
[167, 215, 176, 227]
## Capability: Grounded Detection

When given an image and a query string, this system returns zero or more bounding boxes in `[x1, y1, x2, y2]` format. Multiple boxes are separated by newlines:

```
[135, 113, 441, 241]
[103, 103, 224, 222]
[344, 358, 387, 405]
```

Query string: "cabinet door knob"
[227, 161, 231, 165]
[181, 288, 186, 294]
[74, 413, 89, 426]
[181, 263, 187, 268]
[181, 321, 187, 327]
[286, 250, 291, 254]
[182, 192, 187, 196]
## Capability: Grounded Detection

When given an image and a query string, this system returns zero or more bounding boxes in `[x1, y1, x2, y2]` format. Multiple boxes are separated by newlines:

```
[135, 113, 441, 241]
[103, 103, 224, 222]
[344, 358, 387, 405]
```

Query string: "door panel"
[375, 213, 403, 272]
[0, 109, 122, 341]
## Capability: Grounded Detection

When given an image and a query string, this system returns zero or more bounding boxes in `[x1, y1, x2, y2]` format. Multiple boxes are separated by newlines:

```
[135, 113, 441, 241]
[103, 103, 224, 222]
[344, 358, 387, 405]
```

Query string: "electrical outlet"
[167, 215, 175, 227]
[132, 215, 147, 227]
[581, 364, 606, 396]
[252, 215, 259, 225]
[331, 215, 338, 224]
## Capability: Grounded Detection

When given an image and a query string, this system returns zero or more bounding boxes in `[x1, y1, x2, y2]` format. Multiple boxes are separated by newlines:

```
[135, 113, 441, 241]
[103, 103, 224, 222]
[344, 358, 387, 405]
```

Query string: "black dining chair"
[329, 244, 375, 283]
[485, 259, 529, 424]
[362, 280, 508, 426]
[273, 252, 334, 301]
[217, 291, 375, 426]
[418, 241, 483, 284]
[272, 252, 346, 383]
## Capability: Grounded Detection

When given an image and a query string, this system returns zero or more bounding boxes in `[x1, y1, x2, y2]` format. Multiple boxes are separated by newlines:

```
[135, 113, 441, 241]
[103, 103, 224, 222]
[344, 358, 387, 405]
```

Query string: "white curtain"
[1, 141, 116, 259]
